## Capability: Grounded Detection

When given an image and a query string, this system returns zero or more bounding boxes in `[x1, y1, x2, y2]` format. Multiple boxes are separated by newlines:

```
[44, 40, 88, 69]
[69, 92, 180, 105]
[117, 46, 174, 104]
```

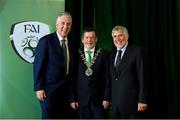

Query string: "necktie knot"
[61, 40, 67, 55]
[118, 50, 122, 57]
[61, 40, 66, 46]
[87, 50, 92, 55]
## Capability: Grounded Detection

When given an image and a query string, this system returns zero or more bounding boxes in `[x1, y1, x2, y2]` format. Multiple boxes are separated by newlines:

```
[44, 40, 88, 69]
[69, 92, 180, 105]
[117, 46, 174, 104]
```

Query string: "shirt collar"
[84, 47, 95, 53]
[117, 42, 128, 52]
[56, 31, 67, 41]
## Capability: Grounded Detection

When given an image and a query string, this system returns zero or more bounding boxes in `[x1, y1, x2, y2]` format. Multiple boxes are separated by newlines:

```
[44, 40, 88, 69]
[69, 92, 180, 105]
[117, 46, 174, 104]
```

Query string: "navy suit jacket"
[33, 32, 75, 106]
[70, 48, 110, 106]
[109, 43, 148, 114]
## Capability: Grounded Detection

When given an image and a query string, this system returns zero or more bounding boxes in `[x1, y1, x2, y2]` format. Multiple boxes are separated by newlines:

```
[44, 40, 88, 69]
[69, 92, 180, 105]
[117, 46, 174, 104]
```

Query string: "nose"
[114, 38, 118, 42]
[64, 23, 70, 29]
[64, 24, 68, 29]
[87, 38, 92, 42]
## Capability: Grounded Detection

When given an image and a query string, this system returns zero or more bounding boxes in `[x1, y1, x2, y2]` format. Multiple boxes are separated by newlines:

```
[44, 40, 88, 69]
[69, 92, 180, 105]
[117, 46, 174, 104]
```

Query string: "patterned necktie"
[61, 40, 67, 73]
[86, 50, 92, 65]
[115, 50, 122, 70]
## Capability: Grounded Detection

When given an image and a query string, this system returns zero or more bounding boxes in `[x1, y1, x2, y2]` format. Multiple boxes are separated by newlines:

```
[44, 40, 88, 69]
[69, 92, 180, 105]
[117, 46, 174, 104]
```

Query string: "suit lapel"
[53, 32, 63, 54]
[110, 50, 117, 77]
[91, 47, 99, 69]
[79, 48, 87, 70]
[116, 44, 131, 76]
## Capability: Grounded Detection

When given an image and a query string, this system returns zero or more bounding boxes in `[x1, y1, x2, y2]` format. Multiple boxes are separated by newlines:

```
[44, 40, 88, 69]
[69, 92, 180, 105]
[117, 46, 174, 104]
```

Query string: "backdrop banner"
[0, 0, 64, 118]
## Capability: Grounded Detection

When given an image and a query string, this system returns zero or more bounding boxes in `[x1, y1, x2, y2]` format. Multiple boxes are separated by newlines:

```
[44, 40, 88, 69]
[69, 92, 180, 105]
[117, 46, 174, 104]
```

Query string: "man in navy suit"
[109, 25, 148, 118]
[70, 27, 110, 118]
[33, 12, 74, 118]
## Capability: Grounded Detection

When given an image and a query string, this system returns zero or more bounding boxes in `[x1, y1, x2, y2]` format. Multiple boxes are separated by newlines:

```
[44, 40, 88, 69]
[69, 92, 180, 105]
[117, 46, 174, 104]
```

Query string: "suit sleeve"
[69, 48, 79, 102]
[33, 37, 48, 91]
[103, 50, 111, 101]
[136, 47, 148, 103]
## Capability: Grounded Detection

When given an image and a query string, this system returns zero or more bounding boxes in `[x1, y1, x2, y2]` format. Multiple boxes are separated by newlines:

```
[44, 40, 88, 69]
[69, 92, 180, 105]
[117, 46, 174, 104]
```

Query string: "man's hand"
[36, 90, 46, 101]
[70, 102, 79, 110]
[138, 103, 148, 111]
[102, 100, 110, 109]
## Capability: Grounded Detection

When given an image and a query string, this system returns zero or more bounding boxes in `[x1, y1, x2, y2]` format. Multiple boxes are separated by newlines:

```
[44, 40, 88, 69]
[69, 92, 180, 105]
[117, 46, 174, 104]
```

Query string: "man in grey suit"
[33, 12, 75, 119]
[109, 25, 148, 119]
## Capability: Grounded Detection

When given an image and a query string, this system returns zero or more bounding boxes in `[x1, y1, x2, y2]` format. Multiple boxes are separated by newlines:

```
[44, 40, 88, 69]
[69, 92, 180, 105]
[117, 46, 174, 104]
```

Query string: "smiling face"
[82, 31, 97, 50]
[56, 15, 72, 38]
[112, 29, 128, 49]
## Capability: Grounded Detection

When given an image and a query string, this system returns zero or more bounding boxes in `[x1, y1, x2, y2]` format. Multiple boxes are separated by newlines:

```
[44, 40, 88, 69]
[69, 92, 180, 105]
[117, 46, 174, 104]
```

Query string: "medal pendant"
[85, 68, 93, 76]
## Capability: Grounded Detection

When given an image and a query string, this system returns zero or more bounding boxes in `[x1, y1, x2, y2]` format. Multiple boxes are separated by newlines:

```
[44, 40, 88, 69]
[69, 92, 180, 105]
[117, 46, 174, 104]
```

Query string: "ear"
[81, 39, 84, 44]
[95, 37, 98, 43]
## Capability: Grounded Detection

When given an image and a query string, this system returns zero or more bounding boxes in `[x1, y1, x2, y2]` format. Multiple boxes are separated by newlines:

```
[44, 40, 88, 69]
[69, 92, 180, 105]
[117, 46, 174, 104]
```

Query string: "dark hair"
[82, 27, 97, 37]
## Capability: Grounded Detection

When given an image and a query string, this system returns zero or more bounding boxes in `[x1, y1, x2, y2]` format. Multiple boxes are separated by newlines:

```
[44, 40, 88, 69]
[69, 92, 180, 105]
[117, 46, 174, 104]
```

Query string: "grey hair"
[56, 11, 72, 24]
[111, 25, 129, 38]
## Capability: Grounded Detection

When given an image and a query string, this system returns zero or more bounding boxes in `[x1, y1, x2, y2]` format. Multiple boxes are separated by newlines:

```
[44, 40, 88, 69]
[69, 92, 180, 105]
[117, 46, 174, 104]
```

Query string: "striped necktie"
[115, 50, 122, 70]
[86, 50, 92, 65]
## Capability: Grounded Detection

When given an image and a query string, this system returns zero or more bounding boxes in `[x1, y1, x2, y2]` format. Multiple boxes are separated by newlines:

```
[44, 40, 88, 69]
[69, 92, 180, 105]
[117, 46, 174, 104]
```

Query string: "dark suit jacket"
[109, 43, 148, 114]
[33, 32, 75, 112]
[70, 48, 110, 107]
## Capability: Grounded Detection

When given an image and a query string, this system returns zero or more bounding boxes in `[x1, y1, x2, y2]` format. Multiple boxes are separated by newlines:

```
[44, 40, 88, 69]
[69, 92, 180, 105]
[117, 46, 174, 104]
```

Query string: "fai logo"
[10, 21, 50, 63]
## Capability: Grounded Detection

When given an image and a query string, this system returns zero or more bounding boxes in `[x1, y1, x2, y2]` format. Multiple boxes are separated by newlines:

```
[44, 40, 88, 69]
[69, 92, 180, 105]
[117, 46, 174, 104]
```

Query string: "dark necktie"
[115, 50, 122, 71]
[61, 40, 67, 73]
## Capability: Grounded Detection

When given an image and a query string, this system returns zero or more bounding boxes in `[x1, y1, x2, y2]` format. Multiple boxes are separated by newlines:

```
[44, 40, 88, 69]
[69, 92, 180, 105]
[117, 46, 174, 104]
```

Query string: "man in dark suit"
[33, 12, 74, 119]
[109, 25, 148, 119]
[70, 27, 110, 118]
